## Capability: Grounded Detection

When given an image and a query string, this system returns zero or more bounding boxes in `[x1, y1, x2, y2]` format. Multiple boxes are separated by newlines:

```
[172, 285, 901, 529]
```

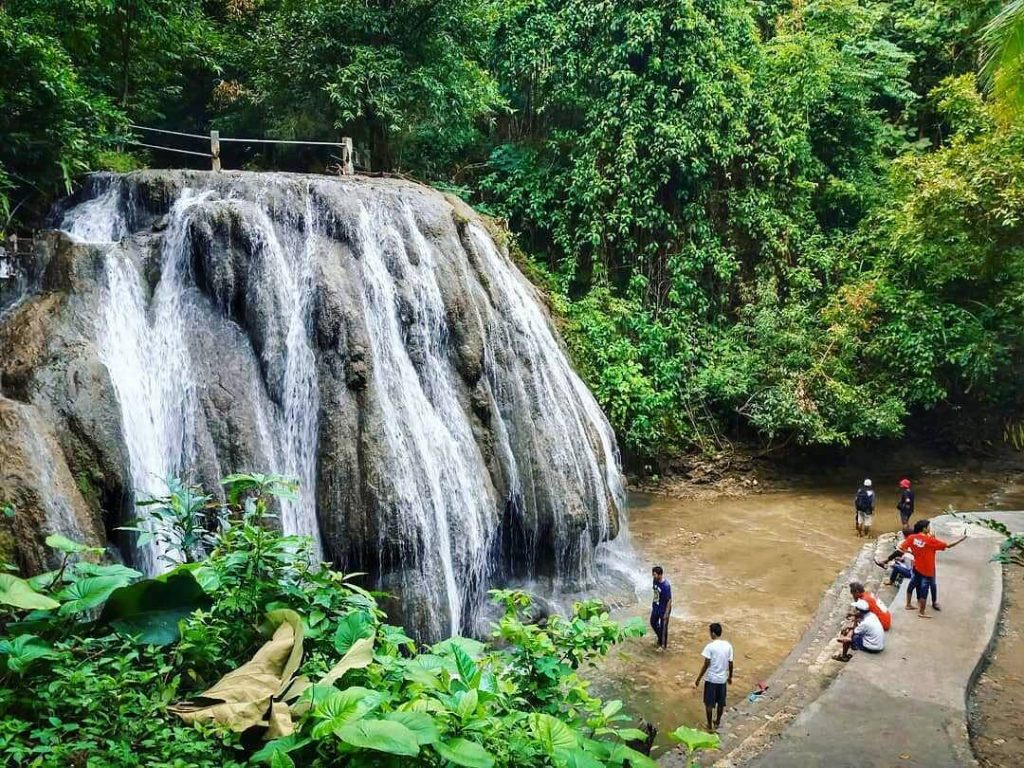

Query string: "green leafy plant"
[0, 474, 653, 767]
[670, 725, 721, 766]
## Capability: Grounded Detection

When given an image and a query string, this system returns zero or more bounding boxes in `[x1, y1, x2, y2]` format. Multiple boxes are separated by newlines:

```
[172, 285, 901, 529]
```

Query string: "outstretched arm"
[946, 534, 969, 549]
[693, 658, 710, 687]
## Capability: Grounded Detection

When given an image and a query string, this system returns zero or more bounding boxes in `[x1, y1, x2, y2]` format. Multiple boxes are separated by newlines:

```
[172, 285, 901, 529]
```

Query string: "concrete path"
[742, 515, 1014, 768]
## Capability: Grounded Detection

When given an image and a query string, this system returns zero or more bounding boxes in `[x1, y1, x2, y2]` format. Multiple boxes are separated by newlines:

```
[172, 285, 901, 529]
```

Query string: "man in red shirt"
[849, 581, 891, 630]
[898, 519, 967, 618]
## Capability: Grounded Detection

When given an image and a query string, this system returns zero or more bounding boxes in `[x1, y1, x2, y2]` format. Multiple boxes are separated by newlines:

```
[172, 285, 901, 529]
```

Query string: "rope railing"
[124, 124, 357, 173]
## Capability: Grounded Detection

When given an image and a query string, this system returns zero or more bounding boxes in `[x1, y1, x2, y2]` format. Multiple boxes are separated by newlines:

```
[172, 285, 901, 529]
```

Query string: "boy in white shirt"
[693, 622, 734, 732]
[833, 599, 885, 661]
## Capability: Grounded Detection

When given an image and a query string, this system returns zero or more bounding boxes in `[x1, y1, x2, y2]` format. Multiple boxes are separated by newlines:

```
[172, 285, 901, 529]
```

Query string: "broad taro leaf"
[44, 534, 101, 555]
[0, 574, 59, 611]
[433, 738, 496, 768]
[251, 734, 310, 764]
[57, 574, 134, 615]
[0, 634, 57, 674]
[530, 713, 578, 754]
[307, 686, 384, 738]
[333, 610, 374, 655]
[72, 562, 142, 582]
[431, 635, 486, 659]
[336, 719, 420, 756]
[99, 571, 210, 645]
[384, 710, 440, 745]
[601, 742, 659, 768]
[669, 725, 720, 753]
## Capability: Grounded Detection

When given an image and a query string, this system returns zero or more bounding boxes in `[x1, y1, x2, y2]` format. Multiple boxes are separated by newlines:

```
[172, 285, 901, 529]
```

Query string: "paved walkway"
[742, 514, 1015, 768]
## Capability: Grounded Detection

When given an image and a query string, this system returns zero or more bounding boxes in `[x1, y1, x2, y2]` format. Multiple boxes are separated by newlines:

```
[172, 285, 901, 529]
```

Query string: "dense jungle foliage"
[1, 474, 727, 767]
[2, 0, 1024, 461]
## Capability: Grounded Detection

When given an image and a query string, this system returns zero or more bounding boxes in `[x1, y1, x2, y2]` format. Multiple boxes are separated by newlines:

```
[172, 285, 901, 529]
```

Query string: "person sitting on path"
[849, 581, 891, 631]
[876, 524, 915, 591]
[898, 518, 967, 618]
[833, 599, 885, 661]
[854, 479, 876, 538]
[693, 622, 733, 732]
[896, 478, 915, 529]
[650, 566, 672, 650]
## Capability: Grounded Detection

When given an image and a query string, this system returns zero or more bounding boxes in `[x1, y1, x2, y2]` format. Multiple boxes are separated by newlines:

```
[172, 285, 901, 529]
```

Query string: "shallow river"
[592, 467, 1024, 754]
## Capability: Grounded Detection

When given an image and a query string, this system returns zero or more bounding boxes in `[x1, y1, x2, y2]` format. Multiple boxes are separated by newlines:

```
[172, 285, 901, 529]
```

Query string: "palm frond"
[981, 0, 1024, 113]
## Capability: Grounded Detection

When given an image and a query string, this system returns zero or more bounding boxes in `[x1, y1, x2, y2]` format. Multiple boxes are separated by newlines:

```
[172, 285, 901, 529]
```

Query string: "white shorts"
[856, 511, 873, 528]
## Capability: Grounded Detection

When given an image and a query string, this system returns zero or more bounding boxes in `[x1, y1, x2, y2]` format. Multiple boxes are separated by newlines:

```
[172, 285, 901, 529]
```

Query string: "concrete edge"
[955, 514, 1011, 765]
[660, 536, 889, 766]
[673, 517, 1007, 768]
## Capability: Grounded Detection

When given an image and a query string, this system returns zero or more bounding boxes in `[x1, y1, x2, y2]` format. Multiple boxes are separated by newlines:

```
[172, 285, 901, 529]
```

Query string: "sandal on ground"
[932, 604, 941, 612]
[831, 654, 852, 662]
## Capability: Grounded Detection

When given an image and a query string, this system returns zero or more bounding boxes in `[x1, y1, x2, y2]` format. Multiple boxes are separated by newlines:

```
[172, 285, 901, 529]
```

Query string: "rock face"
[0, 171, 626, 639]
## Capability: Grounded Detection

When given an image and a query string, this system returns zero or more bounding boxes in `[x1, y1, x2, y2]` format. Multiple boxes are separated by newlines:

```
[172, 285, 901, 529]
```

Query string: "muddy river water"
[591, 467, 1024, 755]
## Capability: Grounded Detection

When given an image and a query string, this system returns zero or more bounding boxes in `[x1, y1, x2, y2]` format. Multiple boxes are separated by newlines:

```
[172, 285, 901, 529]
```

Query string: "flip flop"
[831, 654, 851, 662]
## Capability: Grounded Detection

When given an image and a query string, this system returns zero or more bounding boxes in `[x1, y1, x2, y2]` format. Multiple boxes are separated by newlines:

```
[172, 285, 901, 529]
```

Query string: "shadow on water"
[590, 467, 1024, 755]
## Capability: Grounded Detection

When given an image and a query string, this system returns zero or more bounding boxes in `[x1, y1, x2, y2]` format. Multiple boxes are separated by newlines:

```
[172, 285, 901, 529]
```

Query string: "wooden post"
[341, 137, 354, 176]
[210, 130, 221, 172]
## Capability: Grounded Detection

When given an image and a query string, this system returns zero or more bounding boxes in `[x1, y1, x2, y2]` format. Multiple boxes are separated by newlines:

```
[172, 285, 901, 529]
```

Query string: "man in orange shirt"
[898, 518, 967, 618]
[849, 581, 891, 631]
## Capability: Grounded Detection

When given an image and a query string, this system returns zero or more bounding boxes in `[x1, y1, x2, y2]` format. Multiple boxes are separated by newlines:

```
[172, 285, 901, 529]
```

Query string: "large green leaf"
[333, 611, 374, 655]
[433, 738, 495, 768]
[432, 636, 486, 659]
[100, 571, 210, 645]
[530, 713, 578, 754]
[0, 634, 57, 674]
[385, 710, 439, 745]
[669, 725, 720, 753]
[251, 734, 310, 764]
[308, 686, 384, 738]
[0, 574, 59, 611]
[558, 746, 605, 768]
[601, 742, 659, 768]
[58, 574, 135, 615]
[455, 688, 479, 720]
[44, 534, 101, 555]
[73, 562, 142, 582]
[336, 718, 420, 756]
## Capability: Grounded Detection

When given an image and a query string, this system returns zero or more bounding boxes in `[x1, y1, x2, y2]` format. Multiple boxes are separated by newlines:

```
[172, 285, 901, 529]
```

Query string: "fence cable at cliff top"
[123, 124, 358, 173]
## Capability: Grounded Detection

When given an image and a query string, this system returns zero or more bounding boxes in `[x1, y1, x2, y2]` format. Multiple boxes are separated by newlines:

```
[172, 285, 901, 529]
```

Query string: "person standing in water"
[854, 479, 876, 537]
[694, 622, 733, 732]
[897, 478, 915, 528]
[650, 566, 672, 650]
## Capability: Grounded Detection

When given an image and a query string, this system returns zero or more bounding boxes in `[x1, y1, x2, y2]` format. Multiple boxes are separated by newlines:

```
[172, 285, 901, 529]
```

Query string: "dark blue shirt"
[652, 578, 672, 611]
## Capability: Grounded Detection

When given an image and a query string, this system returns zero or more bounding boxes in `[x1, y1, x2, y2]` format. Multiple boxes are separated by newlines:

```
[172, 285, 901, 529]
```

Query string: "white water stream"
[59, 172, 636, 637]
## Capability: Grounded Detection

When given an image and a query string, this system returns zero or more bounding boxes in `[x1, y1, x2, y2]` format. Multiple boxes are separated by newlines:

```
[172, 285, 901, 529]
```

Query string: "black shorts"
[703, 681, 727, 707]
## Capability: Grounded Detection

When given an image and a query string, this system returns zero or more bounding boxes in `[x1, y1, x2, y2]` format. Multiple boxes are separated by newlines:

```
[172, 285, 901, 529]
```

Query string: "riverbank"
[970, 564, 1024, 766]
[597, 462, 1024, 759]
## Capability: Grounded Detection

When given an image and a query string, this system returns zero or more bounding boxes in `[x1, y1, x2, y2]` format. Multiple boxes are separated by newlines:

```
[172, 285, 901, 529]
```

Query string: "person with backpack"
[854, 479, 876, 537]
[896, 478, 915, 528]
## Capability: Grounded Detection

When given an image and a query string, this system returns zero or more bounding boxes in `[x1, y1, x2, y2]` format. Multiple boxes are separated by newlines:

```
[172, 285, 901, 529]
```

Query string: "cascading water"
[52, 170, 633, 638]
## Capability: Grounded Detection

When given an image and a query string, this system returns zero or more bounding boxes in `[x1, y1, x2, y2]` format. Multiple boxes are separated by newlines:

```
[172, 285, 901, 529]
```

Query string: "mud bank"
[969, 565, 1024, 767]
[594, 464, 1024, 760]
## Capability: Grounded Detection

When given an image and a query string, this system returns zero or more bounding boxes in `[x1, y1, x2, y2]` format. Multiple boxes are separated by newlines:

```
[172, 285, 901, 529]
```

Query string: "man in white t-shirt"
[833, 599, 885, 661]
[693, 622, 734, 732]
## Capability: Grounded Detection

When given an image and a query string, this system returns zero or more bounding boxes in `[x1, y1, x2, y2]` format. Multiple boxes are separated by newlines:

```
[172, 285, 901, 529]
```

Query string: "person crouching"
[833, 599, 885, 661]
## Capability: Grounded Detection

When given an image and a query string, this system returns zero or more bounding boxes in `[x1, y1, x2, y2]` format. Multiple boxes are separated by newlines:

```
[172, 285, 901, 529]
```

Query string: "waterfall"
[53, 170, 631, 638]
